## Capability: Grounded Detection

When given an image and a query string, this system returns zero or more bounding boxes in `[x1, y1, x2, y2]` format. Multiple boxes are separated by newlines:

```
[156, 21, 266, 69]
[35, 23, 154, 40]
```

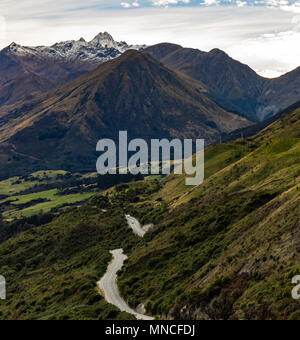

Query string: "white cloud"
[151, 0, 190, 6]
[121, 2, 132, 8]
[121, 1, 140, 8]
[0, 15, 6, 48]
[281, 1, 300, 13]
[201, 0, 219, 5]
[0, 15, 6, 37]
[237, 1, 247, 7]
[229, 29, 300, 78]
[256, 0, 300, 13]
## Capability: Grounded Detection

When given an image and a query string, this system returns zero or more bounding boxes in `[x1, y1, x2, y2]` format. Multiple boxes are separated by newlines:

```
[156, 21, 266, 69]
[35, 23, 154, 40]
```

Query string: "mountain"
[0, 43, 91, 85]
[0, 50, 251, 179]
[0, 33, 145, 106]
[0, 100, 299, 320]
[48, 32, 145, 62]
[146, 43, 300, 121]
[260, 67, 300, 120]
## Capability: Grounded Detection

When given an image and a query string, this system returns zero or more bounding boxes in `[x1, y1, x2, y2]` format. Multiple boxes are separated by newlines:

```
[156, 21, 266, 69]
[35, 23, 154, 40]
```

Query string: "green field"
[0, 171, 69, 196]
[0, 170, 98, 220]
[0, 189, 95, 219]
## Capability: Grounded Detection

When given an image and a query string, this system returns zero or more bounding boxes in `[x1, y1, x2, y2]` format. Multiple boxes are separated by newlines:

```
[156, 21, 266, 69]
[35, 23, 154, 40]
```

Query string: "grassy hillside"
[0, 181, 161, 320]
[0, 105, 299, 320]
[117, 105, 300, 320]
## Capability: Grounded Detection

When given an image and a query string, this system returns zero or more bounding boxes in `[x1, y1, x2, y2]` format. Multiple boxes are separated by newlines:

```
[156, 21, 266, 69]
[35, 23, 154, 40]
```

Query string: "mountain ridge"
[145, 43, 300, 121]
[2, 32, 145, 65]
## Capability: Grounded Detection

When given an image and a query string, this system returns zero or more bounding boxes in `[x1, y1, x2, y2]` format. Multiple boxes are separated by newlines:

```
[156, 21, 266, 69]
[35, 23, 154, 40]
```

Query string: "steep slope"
[0, 102, 298, 320]
[0, 50, 251, 179]
[117, 103, 300, 320]
[146, 43, 265, 119]
[146, 43, 300, 121]
[0, 73, 57, 107]
[260, 67, 300, 120]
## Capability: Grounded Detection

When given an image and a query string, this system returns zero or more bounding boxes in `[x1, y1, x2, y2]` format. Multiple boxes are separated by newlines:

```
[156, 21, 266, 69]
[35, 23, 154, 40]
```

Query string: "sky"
[0, 0, 300, 77]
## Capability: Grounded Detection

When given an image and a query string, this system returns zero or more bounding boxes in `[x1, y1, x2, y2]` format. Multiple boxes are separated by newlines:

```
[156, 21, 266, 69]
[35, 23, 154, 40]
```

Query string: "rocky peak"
[4, 42, 28, 56]
[208, 48, 229, 58]
[91, 32, 114, 42]
[90, 32, 116, 47]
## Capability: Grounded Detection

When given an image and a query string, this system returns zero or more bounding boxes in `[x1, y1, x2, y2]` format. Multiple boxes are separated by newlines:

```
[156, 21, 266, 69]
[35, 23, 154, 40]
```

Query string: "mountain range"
[1, 33, 300, 120]
[0, 32, 145, 107]
[0, 50, 250, 179]
[0, 32, 300, 179]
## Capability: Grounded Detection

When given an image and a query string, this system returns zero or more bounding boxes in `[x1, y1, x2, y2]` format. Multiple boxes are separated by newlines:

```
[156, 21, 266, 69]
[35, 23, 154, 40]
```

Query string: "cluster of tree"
[56, 185, 97, 196]
[0, 212, 55, 244]
[96, 173, 144, 190]
[17, 176, 98, 196]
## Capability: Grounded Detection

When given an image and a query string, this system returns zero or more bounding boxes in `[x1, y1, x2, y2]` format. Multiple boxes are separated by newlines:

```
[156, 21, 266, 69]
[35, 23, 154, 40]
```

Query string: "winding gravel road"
[97, 249, 154, 320]
[125, 215, 146, 237]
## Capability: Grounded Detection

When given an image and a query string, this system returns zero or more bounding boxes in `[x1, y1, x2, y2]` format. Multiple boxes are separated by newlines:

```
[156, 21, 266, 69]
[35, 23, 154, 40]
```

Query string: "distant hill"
[0, 73, 57, 107]
[146, 43, 300, 121]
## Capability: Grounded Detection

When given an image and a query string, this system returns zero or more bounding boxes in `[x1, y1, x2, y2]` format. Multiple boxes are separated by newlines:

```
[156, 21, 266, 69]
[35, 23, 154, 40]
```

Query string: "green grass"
[0, 170, 68, 196]
[1, 189, 95, 219]
[0, 181, 159, 320]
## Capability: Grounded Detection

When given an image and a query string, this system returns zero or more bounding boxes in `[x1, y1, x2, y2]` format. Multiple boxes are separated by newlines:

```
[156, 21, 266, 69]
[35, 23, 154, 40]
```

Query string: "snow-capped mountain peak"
[5, 42, 29, 56]
[2, 32, 146, 63]
[91, 32, 114, 44]
[88, 32, 129, 52]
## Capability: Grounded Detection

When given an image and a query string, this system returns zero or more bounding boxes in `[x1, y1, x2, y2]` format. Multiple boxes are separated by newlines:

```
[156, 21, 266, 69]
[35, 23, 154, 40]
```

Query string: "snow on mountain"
[4, 32, 146, 63]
